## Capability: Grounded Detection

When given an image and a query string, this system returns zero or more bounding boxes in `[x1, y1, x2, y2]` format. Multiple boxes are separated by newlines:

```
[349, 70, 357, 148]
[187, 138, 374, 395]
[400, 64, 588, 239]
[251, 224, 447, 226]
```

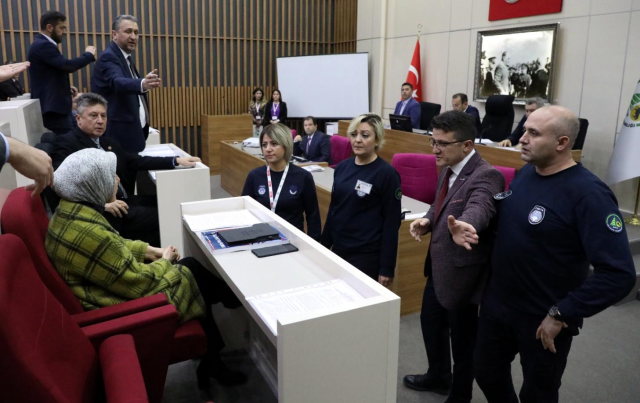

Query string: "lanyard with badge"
[266, 164, 289, 212]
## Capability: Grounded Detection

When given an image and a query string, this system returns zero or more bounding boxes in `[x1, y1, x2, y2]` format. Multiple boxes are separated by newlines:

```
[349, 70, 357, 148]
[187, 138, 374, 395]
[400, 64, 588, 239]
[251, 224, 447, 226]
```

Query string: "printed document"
[184, 209, 261, 232]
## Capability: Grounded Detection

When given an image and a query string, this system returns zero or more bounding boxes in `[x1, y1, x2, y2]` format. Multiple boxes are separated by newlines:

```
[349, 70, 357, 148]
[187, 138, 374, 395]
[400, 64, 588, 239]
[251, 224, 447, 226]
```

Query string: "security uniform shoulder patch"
[395, 188, 402, 200]
[494, 189, 512, 200]
[606, 214, 623, 233]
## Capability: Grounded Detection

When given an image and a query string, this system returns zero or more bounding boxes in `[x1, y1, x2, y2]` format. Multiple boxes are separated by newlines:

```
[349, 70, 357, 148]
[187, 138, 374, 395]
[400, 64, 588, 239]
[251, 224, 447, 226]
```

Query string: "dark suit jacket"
[393, 98, 421, 129]
[264, 101, 288, 124]
[0, 78, 24, 100]
[27, 34, 95, 115]
[507, 114, 527, 145]
[423, 151, 504, 309]
[52, 126, 174, 197]
[91, 41, 148, 153]
[465, 105, 482, 136]
[293, 131, 331, 163]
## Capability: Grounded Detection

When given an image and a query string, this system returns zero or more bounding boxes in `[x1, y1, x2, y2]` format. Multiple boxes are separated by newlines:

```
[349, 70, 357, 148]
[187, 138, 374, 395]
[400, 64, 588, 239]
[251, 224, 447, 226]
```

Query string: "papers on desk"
[184, 209, 261, 232]
[243, 137, 260, 148]
[475, 139, 495, 145]
[301, 164, 324, 172]
[246, 279, 365, 336]
[405, 212, 427, 220]
[139, 144, 179, 157]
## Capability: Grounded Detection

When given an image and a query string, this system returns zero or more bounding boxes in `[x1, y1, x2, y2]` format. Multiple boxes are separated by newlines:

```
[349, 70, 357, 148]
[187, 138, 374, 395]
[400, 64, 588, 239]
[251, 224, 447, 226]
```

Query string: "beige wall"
[358, 0, 640, 212]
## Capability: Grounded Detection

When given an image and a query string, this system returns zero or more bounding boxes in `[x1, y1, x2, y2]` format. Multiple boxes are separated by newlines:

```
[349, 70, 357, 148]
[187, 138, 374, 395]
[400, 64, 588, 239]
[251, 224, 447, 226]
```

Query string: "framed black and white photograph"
[473, 23, 559, 104]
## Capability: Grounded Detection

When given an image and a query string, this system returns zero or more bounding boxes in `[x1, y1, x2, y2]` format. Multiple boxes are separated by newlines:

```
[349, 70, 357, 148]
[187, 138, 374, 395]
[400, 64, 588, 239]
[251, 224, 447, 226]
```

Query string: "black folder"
[217, 223, 281, 246]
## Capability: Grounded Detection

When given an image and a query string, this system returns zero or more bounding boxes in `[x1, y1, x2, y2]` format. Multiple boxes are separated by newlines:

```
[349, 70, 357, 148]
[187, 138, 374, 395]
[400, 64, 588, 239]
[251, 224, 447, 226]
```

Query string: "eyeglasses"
[429, 139, 466, 149]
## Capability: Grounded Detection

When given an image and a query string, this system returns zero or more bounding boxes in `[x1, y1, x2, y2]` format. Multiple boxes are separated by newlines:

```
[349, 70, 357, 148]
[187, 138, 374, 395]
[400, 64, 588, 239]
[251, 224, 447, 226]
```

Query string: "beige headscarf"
[53, 148, 117, 207]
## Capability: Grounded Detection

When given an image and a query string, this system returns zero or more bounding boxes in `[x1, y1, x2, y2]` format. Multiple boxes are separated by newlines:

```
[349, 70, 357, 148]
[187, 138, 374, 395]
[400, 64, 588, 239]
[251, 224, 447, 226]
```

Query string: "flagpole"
[625, 177, 640, 225]
[417, 24, 422, 40]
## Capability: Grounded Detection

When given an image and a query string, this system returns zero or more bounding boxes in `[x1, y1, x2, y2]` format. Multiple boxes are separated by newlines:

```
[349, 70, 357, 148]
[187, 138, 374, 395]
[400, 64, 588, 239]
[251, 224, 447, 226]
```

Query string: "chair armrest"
[83, 304, 179, 403]
[73, 293, 168, 327]
[100, 334, 149, 403]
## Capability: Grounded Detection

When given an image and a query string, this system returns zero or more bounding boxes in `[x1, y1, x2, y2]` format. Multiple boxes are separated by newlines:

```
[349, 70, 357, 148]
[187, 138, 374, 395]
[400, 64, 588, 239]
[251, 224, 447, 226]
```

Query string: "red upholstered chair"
[330, 135, 352, 168]
[0, 234, 180, 403]
[291, 129, 297, 139]
[1, 187, 207, 365]
[494, 165, 517, 191]
[392, 153, 438, 204]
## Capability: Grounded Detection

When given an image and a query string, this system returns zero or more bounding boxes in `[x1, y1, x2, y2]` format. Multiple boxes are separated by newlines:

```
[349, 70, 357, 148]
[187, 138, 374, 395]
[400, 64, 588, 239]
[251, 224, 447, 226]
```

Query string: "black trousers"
[474, 294, 573, 403]
[332, 248, 380, 280]
[421, 277, 478, 401]
[43, 112, 73, 135]
[178, 257, 241, 354]
[105, 195, 160, 247]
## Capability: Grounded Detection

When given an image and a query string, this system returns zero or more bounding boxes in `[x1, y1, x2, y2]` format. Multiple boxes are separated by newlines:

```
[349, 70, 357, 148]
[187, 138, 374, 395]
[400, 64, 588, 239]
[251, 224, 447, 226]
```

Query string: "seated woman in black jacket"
[242, 123, 321, 240]
[264, 89, 288, 126]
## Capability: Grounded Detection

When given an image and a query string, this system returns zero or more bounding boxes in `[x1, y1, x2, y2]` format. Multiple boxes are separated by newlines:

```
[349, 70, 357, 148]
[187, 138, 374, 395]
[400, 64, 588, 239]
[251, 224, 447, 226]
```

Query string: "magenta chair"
[330, 135, 352, 168]
[0, 188, 207, 369]
[392, 153, 438, 204]
[0, 234, 180, 403]
[494, 165, 516, 191]
[291, 129, 297, 139]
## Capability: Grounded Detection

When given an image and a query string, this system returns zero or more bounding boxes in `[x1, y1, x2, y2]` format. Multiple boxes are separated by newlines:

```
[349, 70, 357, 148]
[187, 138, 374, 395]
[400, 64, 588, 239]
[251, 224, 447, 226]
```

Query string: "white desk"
[181, 197, 400, 403]
[0, 99, 46, 147]
[141, 143, 211, 251]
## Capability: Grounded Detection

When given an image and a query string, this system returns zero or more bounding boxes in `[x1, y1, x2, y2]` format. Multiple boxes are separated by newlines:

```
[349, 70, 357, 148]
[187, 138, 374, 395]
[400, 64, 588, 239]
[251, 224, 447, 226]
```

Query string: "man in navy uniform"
[454, 106, 636, 403]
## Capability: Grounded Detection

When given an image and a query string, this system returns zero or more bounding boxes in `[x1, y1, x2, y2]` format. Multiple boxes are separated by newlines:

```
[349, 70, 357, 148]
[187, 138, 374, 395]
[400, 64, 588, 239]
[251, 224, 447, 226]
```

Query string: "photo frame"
[473, 23, 559, 104]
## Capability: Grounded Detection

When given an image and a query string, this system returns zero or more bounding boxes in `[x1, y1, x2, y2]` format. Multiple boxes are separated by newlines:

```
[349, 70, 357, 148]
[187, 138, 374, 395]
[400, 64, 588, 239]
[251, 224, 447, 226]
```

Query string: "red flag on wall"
[405, 39, 422, 102]
[489, 0, 562, 21]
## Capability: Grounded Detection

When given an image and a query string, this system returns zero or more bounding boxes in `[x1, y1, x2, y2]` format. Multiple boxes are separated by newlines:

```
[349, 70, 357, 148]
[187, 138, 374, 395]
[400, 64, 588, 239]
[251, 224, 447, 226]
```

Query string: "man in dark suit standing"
[403, 111, 504, 403]
[452, 93, 482, 135]
[393, 82, 421, 129]
[92, 15, 161, 153]
[293, 116, 332, 164]
[28, 11, 96, 134]
[52, 93, 199, 246]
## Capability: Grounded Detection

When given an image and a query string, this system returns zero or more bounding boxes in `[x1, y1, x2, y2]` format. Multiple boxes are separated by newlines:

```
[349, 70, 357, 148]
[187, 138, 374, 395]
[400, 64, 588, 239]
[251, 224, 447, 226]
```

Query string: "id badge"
[256, 116, 262, 121]
[272, 115, 278, 120]
[355, 180, 372, 194]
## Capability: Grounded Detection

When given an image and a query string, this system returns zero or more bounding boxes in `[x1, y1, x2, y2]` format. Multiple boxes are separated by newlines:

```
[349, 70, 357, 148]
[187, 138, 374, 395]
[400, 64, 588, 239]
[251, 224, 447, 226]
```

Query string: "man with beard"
[28, 11, 96, 134]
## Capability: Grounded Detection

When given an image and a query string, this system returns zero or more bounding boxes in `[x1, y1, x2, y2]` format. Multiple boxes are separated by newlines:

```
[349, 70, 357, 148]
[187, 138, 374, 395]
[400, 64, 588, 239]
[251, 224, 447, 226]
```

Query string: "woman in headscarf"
[45, 148, 245, 388]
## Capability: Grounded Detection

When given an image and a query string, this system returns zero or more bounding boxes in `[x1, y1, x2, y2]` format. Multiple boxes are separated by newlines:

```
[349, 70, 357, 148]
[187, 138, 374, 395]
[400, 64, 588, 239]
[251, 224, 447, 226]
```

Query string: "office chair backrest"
[330, 135, 352, 167]
[574, 118, 589, 150]
[480, 95, 515, 142]
[0, 234, 100, 403]
[392, 153, 438, 204]
[494, 165, 516, 191]
[1, 187, 85, 314]
[419, 102, 441, 131]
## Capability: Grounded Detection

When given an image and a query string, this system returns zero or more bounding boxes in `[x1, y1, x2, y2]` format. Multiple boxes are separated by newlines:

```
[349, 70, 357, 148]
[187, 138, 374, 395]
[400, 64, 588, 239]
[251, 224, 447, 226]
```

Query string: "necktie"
[434, 168, 453, 222]
[128, 56, 150, 127]
[306, 135, 313, 155]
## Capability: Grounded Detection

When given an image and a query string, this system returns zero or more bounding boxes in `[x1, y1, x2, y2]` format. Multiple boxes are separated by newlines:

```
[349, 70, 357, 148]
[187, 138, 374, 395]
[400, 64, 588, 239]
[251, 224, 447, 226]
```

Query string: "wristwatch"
[548, 306, 563, 322]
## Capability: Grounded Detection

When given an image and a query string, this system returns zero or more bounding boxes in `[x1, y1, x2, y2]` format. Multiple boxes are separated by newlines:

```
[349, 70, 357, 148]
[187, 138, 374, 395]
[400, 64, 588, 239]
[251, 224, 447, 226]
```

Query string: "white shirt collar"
[42, 33, 57, 46]
[450, 149, 476, 177]
[463, 106, 468, 113]
[118, 45, 132, 61]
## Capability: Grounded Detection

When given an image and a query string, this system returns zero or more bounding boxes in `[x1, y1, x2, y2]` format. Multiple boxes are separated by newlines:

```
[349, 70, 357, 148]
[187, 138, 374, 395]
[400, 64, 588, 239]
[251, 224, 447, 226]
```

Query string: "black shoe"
[196, 357, 248, 388]
[403, 373, 451, 395]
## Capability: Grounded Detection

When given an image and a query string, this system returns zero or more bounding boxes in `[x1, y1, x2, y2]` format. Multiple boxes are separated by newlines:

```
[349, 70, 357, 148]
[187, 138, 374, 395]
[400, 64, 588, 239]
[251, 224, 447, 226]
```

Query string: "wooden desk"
[220, 141, 430, 315]
[337, 120, 583, 170]
[201, 114, 253, 175]
[182, 197, 400, 403]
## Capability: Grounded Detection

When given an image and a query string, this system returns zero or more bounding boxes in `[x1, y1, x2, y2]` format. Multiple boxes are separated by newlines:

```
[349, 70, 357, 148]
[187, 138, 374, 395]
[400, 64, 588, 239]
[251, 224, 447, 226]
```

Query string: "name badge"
[256, 116, 262, 120]
[272, 115, 278, 120]
[355, 180, 372, 195]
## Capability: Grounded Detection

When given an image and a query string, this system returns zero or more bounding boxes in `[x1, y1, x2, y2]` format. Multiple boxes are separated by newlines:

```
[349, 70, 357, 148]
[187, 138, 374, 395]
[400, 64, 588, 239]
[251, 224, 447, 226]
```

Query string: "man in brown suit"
[403, 110, 504, 403]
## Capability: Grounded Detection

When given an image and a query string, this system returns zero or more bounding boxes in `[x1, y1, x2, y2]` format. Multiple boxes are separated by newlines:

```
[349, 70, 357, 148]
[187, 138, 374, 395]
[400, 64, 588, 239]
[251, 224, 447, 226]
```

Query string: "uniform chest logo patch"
[528, 205, 545, 225]
[258, 185, 266, 195]
[494, 190, 512, 200]
[606, 214, 623, 233]
[356, 190, 367, 198]
[289, 185, 298, 195]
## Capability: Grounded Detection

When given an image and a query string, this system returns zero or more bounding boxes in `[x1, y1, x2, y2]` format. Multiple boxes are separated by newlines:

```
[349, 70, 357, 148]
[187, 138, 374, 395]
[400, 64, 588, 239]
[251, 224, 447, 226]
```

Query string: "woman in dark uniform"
[242, 123, 321, 240]
[264, 89, 288, 127]
[321, 113, 402, 286]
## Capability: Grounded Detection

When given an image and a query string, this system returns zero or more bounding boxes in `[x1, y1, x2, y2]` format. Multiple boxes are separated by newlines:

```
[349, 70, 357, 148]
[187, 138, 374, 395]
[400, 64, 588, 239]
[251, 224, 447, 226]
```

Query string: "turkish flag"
[405, 39, 422, 102]
[489, 0, 562, 21]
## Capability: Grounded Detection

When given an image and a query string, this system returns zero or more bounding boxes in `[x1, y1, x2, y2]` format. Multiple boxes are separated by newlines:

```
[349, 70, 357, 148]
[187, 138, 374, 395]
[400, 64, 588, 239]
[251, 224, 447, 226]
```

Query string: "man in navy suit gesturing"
[393, 82, 421, 129]
[293, 116, 331, 164]
[92, 15, 161, 153]
[28, 11, 96, 134]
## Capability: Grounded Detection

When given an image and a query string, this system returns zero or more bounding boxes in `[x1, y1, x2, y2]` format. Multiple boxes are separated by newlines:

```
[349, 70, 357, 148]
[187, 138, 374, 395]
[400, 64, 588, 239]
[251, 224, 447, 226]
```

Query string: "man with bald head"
[449, 106, 636, 402]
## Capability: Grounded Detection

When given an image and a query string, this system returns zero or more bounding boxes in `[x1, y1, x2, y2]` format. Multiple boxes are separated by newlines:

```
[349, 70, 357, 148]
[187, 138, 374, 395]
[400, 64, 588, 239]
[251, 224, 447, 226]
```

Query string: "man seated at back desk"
[452, 92, 482, 135]
[393, 82, 421, 129]
[498, 97, 544, 148]
[293, 116, 331, 164]
[51, 93, 200, 246]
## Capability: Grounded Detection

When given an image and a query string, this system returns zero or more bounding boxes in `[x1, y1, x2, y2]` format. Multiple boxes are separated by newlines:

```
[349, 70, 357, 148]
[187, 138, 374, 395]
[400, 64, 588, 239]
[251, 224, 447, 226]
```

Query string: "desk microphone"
[476, 125, 492, 145]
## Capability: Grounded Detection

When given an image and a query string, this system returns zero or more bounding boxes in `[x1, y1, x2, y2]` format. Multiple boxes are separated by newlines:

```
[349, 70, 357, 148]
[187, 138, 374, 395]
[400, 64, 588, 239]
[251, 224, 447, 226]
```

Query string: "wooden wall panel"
[2, 0, 357, 157]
